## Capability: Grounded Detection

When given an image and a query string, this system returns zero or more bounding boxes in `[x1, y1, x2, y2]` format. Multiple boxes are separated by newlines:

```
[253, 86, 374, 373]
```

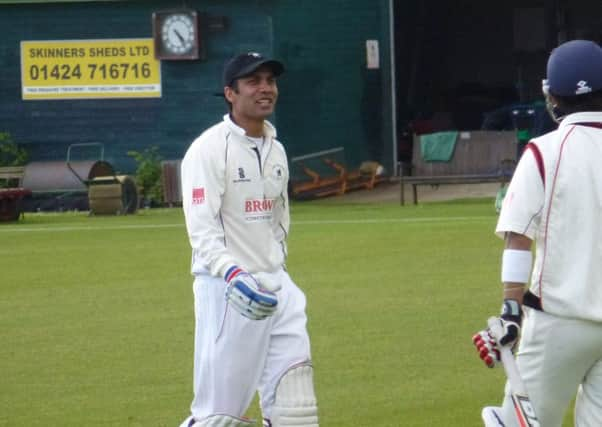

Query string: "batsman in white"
[178, 52, 318, 427]
[473, 39, 602, 427]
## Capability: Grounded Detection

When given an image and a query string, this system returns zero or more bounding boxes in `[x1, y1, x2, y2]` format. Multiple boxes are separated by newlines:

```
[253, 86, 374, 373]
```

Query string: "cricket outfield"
[0, 200, 574, 426]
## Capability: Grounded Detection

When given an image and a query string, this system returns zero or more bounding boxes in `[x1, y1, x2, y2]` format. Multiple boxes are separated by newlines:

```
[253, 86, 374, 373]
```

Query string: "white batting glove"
[224, 266, 278, 320]
[473, 300, 522, 369]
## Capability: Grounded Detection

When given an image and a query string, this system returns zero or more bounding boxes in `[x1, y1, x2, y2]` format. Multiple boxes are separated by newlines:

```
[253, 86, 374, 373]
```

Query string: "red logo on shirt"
[244, 198, 275, 222]
[192, 188, 205, 205]
[245, 198, 274, 213]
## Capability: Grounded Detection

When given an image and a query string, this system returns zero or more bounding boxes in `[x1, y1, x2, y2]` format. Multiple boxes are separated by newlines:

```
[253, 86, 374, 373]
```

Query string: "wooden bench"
[400, 173, 512, 205]
[399, 131, 517, 205]
[324, 158, 387, 192]
[291, 160, 346, 200]
[291, 158, 388, 200]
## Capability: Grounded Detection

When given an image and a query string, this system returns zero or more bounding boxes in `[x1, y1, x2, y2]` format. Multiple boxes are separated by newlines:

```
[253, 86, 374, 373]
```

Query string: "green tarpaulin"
[420, 131, 459, 162]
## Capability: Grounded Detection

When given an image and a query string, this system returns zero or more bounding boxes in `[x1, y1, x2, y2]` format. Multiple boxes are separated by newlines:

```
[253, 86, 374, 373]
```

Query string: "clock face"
[161, 14, 195, 54]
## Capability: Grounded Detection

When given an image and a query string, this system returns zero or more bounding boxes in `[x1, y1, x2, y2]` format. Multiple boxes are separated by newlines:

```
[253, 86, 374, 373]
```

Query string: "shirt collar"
[559, 112, 602, 128]
[223, 114, 277, 140]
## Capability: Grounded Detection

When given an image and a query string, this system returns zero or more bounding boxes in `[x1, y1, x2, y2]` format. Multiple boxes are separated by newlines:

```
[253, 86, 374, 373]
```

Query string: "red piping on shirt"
[575, 122, 602, 129]
[525, 143, 545, 185]
[537, 125, 577, 306]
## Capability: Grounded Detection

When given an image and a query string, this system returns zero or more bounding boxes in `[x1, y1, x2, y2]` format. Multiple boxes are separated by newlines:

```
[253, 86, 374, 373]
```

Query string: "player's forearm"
[184, 212, 236, 277]
[503, 283, 526, 304]
[502, 232, 533, 304]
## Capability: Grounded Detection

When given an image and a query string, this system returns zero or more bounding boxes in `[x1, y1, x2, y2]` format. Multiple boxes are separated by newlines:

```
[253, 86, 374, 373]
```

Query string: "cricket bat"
[487, 317, 540, 427]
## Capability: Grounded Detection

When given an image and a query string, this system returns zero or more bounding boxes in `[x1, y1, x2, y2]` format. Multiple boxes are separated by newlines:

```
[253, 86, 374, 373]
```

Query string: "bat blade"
[487, 317, 541, 427]
[510, 392, 539, 427]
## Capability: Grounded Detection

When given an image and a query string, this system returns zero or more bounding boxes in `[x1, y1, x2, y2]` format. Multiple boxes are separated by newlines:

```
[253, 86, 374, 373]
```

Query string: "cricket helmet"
[542, 40, 602, 97]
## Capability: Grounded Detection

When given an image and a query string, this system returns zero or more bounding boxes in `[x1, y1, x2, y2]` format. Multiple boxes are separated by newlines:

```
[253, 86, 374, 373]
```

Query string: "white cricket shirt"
[181, 114, 290, 278]
[496, 112, 602, 321]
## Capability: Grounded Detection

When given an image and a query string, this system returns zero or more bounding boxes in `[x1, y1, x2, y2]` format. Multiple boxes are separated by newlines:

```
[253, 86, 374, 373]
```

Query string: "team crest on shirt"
[271, 164, 285, 180]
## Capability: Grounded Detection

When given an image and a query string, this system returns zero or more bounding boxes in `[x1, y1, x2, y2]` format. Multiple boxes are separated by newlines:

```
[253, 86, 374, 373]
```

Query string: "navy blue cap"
[543, 40, 602, 97]
[223, 52, 284, 87]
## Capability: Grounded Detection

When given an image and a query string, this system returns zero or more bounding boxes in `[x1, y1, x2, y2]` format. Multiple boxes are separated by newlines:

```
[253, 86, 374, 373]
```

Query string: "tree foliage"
[0, 132, 29, 167]
[127, 145, 163, 206]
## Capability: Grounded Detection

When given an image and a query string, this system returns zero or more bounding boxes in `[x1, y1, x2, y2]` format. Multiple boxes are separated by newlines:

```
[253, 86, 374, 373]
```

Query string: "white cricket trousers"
[189, 268, 312, 421]
[502, 309, 602, 427]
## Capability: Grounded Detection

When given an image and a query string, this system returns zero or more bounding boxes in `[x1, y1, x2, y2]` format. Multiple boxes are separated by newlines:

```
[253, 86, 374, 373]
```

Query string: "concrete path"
[318, 180, 502, 204]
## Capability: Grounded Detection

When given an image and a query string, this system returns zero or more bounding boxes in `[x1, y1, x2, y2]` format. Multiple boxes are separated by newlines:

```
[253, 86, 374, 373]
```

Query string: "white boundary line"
[0, 216, 493, 233]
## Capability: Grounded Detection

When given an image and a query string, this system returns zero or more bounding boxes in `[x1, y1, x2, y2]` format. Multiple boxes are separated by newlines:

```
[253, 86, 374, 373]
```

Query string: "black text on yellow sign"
[21, 39, 162, 100]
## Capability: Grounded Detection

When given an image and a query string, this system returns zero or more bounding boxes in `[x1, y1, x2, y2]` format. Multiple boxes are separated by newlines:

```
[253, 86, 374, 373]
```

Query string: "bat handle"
[487, 317, 540, 426]
[487, 316, 527, 395]
[499, 346, 527, 395]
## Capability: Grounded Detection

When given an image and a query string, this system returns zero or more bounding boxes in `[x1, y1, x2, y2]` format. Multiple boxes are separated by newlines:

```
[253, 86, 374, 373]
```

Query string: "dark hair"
[224, 80, 239, 111]
[554, 89, 602, 114]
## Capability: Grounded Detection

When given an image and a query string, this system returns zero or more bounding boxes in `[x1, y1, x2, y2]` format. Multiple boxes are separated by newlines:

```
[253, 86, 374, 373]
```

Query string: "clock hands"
[158, 13, 198, 57]
[173, 29, 185, 46]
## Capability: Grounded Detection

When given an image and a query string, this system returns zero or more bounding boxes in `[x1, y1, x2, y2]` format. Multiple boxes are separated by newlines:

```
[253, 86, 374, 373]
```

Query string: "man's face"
[225, 66, 278, 121]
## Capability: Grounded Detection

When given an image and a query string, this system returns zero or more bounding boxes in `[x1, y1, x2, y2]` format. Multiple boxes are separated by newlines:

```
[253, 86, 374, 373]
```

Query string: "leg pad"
[269, 363, 319, 426]
[481, 406, 506, 427]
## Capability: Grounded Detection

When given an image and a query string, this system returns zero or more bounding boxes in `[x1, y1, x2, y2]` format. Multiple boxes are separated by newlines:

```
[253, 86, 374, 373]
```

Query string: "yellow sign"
[21, 39, 161, 100]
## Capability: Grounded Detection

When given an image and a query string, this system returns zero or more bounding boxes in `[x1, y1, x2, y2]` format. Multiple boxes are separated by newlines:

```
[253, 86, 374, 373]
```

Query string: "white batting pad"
[482, 406, 506, 427]
[270, 363, 319, 426]
[182, 414, 255, 427]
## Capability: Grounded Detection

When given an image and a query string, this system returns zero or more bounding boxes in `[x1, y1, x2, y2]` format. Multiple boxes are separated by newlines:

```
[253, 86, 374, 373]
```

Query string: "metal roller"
[22, 160, 115, 193]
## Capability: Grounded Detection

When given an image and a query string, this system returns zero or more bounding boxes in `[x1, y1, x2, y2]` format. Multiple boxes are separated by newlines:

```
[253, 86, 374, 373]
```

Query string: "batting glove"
[224, 266, 278, 320]
[473, 299, 523, 368]
[498, 299, 522, 347]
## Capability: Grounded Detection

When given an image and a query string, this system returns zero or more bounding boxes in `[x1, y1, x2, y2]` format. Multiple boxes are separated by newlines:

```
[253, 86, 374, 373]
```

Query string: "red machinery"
[0, 187, 32, 221]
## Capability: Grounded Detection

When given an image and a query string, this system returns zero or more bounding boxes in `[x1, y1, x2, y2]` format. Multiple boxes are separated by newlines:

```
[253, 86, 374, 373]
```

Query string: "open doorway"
[393, 0, 602, 164]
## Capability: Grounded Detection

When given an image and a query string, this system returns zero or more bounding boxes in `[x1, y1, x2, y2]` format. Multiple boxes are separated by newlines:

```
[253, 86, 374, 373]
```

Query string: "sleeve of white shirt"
[181, 137, 236, 278]
[495, 148, 545, 240]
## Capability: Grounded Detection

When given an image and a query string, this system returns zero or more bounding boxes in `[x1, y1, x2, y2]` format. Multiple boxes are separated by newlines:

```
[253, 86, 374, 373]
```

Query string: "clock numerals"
[162, 15, 194, 54]
[153, 10, 200, 60]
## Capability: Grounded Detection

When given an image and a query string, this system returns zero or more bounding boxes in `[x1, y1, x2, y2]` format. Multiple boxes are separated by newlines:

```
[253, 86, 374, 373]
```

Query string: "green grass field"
[0, 198, 573, 426]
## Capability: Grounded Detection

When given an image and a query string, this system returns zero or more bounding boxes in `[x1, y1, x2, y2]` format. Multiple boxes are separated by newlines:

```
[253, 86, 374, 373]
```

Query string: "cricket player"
[178, 52, 318, 427]
[474, 39, 602, 426]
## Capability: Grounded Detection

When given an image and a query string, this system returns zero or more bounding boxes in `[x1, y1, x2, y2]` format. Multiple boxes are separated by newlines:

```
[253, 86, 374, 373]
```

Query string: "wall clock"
[153, 10, 200, 60]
